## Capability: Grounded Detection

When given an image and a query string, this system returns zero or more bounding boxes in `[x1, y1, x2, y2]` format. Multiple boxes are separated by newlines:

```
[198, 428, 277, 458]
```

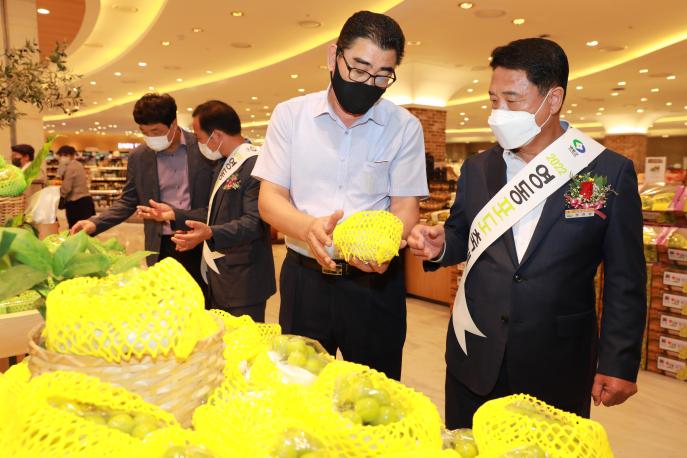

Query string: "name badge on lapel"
[564, 173, 614, 220]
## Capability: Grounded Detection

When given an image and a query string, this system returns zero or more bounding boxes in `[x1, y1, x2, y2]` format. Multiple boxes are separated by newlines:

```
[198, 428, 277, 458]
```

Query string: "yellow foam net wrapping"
[44, 258, 218, 362]
[333, 210, 403, 264]
[473, 394, 613, 458]
[0, 361, 31, 429]
[135, 426, 227, 458]
[0, 371, 178, 457]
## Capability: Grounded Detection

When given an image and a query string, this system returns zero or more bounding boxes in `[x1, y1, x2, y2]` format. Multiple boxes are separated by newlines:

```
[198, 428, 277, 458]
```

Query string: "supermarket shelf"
[90, 190, 121, 195]
[91, 177, 127, 181]
[87, 166, 127, 171]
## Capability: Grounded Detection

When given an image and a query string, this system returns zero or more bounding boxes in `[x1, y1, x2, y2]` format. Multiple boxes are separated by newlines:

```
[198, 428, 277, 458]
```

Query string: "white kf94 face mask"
[143, 123, 176, 152]
[487, 89, 553, 150]
[198, 131, 223, 160]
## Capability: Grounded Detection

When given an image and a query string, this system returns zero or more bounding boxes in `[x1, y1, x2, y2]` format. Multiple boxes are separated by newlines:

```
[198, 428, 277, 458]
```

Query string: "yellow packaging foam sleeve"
[473, 394, 613, 458]
[135, 426, 227, 458]
[333, 210, 403, 264]
[44, 258, 218, 363]
[1, 370, 178, 457]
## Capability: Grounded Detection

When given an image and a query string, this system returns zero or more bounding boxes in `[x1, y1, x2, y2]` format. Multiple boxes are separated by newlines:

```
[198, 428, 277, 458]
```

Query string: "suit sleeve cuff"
[429, 242, 447, 263]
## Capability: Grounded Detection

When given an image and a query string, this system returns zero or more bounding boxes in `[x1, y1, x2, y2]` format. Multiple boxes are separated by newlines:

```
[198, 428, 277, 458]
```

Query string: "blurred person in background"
[11, 144, 46, 199]
[57, 145, 95, 229]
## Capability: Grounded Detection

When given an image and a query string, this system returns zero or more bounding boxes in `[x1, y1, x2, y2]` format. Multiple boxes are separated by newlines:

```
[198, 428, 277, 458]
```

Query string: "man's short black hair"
[490, 38, 569, 98]
[336, 11, 405, 65]
[133, 93, 177, 127]
[11, 144, 34, 161]
[192, 100, 241, 136]
[56, 145, 76, 156]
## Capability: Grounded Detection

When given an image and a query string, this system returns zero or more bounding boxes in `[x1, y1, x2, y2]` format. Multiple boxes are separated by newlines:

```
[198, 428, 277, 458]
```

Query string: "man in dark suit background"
[408, 38, 646, 428]
[70, 93, 215, 294]
[136, 100, 276, 322]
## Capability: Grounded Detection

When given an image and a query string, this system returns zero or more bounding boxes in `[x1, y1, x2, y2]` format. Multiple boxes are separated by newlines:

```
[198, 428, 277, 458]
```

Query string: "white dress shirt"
[252, 90, 429, 258]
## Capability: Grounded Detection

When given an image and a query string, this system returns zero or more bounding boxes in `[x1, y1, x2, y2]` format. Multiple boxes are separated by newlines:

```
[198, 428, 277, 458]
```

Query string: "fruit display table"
[0, 310, 43, 359]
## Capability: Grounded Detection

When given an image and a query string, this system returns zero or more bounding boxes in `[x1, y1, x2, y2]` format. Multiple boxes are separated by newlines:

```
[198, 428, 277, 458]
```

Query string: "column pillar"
[603, 134, 648, 173]
[406, 107, 447, 162]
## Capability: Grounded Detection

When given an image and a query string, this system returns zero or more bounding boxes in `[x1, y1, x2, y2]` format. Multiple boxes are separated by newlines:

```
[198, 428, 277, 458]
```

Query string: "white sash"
[201, 143, 259, 281]
[453, 127, 605, 354]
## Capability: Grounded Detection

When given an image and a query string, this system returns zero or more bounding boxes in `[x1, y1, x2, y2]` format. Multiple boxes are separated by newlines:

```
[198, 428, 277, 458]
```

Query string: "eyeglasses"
[337, 50, 397, 88]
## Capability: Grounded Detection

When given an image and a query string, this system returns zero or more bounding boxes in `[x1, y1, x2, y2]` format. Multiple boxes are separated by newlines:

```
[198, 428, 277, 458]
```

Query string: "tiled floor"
[93, 221, 687, 457]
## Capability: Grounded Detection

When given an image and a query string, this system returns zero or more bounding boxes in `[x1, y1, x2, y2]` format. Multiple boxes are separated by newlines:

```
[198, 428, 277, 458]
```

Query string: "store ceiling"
[38, 0, 687, 144]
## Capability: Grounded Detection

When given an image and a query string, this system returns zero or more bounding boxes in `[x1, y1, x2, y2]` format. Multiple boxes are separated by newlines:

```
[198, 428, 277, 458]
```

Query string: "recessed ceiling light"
[114, 71, 122, 76]
[263, 105, 269, 109]
[512, 18, 525, 25]
[639, 68, 649, 74]
[617, 81, 626, 86]
[636, 108, 644, 113]
[298, 88, 305, 93]
[407, 41, 421, 46]
[467, 88, 474, 92]
[187, 107, 192, 112]
[93, 101, 98, 105]
[586, 40, 599, 47]
[161, 41, 171, 47]
[459, 2, 474, 9]
[667, 75, 677, 80]
[641, 97, 648, 102]
[460, 122, 465, 125]
[231, 11, 243, 17]
[596, 112, 603, 116]
[250, 114, 255, 118]
[651, 88, 660, 92]
[666, 102, 673, 106]
[176, 78, 183, 82]
[61, 122, 66, 126]
[37, 8, 50, 15]
[107, 97, 113, 101]
[148, 86, 155, 90]
[290, 74, 299, 79]
[192, 27, 203, 33]
[251, 96, 258, 100]
[464, 117, 470, 121]
[481, 105, 487, 109]
[472, 79, 479, 84]
[319, 65, 329, 70]
[94, 121, 100, 125]
[266, 112, 271, 116]
[138, 62, 147, 67]
[460, 112, 466, 116]
[611, 92, 619, 96]
[245, 108, 251, 112]
[566, 109, 573, 114]
[127, 91, 133, 95]
[206, 70, 213, 74]
[599, 107, 605, 111]
[576, 85, 583, 90]
[571, 103, 578, 107]
[580, 116, 585, 120]
[296, 19, 324, 31]
[90, 81, 96, 85]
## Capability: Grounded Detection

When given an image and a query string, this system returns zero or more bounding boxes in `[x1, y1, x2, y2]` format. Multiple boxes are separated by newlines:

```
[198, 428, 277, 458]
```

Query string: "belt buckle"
[322, 263, 344, 276]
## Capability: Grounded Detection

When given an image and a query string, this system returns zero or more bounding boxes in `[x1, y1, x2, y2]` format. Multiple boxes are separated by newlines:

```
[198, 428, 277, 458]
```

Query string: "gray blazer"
[174, 155, 276, 308]
[90, 129, 215, 265]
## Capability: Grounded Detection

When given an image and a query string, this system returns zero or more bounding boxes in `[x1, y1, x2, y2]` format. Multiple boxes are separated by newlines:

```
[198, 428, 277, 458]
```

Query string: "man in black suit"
[136, 100, 276, 322]
[70, 93, 215, 294]
[408, 38, 646, 428]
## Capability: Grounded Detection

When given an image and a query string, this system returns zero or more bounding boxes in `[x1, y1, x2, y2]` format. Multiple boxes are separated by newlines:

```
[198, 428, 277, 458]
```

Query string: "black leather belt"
[287, 248, 367, 276]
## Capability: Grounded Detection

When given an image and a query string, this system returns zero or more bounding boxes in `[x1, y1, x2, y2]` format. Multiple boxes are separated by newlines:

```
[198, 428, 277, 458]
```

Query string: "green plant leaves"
[52, 229, 88, 277]
[23, 134, 56, 186]
[60, 252, 110, 278]
[0, 230, 17, 258]
[1, 227, 52, 274]
[0, 265, 49, 301]
[109, 251, 155, 275]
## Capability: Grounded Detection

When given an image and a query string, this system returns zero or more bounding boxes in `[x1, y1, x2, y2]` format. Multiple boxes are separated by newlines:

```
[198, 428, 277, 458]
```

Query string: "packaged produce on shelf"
[658, 227, 687, 266]
[472, 394, 612, 458]
[640, 184, 685, 225]
[647, 353, 687, 381]
[643, 225, 661, 263]
[333, 210, 403, 264]
[648, 309, 687, 338]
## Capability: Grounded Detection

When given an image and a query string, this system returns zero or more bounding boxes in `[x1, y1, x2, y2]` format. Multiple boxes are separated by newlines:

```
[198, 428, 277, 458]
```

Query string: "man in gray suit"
[136, 100, 276, 321]
[70, 93, 215, 293]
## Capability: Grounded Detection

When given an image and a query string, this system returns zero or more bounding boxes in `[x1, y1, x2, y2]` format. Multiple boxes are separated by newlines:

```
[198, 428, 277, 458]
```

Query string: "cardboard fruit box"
[650, 264, 687, 292]
[649, 288, 687, 315]
[647, 351, 687, 382]
[648, 332, 687, 361]
[648, 309, 687, 338]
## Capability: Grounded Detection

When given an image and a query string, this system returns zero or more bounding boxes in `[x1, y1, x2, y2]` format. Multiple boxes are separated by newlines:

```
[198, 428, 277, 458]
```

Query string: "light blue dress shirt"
[252, 90, 429, 258]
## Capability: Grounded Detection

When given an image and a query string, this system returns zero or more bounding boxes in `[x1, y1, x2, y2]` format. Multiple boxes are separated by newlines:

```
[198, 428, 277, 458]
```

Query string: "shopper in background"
[136, 100, 276, 322]
[252, 11, 428, 379]
[11, 144, 46, 199]
[56, 145, 95, 229]
[408, 38, 646, 428]
[70, 93, 215, 297]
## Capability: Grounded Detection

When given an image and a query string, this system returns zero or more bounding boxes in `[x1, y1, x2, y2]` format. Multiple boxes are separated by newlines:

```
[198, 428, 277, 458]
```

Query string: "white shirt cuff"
[429, 242, 446, 263]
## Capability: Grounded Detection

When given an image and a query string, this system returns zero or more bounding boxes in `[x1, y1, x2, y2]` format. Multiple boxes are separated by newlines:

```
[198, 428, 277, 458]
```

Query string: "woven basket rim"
[27, 312, 225, 366]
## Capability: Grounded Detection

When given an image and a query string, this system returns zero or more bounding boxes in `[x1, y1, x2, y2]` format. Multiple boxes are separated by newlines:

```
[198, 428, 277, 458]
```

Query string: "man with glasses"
[253, 11, 427, 380]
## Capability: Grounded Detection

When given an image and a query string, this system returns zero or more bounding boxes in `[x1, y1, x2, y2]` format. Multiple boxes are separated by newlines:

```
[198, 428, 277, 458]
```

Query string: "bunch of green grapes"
[270, 429, 326, 458]
[442, 428, 478, 458]
[335, 374, 405, 426]
[271, 336, 330, 376]
[48, 398, 164, 439]
[162, 445, 216, 458]
[500, 444, 548, 457]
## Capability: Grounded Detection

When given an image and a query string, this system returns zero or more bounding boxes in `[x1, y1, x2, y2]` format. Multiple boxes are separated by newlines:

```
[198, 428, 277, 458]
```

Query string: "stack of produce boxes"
[642, 184, 687, 382]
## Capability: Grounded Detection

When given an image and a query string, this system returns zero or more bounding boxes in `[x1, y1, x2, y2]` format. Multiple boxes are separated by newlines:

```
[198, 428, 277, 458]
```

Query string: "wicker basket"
[26, 314, 225, 427]
[0, 195, 25, 226]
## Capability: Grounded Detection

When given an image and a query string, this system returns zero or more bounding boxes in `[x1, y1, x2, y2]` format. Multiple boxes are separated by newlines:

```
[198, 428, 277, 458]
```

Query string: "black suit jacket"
[427, 145, 646, 411]
[90, 130, 215, 265]
[174, 155, 276, 308]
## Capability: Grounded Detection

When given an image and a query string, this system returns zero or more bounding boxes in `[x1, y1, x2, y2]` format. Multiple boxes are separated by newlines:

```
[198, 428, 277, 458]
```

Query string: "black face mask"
[11, 158, 22, 167]
[330, 61, 385, 115]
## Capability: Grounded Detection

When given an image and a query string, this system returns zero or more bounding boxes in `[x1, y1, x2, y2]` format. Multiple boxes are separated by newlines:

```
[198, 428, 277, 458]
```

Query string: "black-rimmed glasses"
[337, 50, 397, 88]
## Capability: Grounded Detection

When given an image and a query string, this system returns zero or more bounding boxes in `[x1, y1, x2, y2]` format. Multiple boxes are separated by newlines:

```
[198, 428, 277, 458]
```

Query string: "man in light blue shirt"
[253, 11, 428, 380]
